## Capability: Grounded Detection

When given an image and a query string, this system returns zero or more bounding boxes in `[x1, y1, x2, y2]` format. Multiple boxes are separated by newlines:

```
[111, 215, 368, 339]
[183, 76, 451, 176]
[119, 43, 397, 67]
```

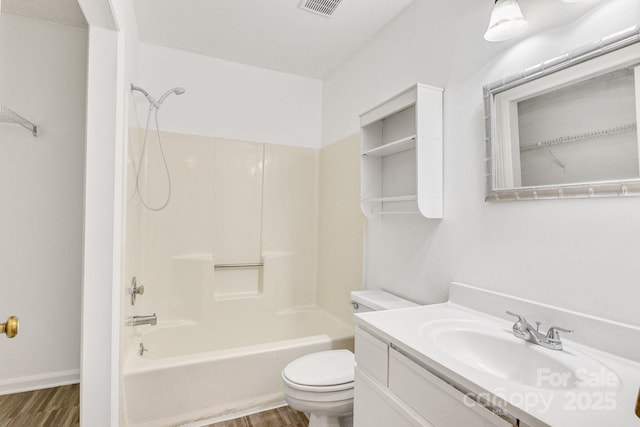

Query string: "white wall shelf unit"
[360, 83, 443, 218]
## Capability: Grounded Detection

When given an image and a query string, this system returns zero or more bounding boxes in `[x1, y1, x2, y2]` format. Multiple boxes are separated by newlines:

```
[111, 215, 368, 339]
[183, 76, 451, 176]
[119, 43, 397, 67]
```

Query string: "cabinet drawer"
[388, 348, 516, 427]
[355, 327, 388, 386]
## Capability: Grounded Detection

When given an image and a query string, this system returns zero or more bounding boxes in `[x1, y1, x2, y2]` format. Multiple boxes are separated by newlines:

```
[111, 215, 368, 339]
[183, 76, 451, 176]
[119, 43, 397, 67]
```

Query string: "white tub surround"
[353, 282, 640, 427]
[122, 128, 364, 424]
[128, 133, 320, 326]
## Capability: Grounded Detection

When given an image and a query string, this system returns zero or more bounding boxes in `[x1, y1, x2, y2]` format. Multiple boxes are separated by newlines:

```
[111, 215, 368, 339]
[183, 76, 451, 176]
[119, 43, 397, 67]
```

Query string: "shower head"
[131, 83, 185, 109]
[156, 87, 186, 107]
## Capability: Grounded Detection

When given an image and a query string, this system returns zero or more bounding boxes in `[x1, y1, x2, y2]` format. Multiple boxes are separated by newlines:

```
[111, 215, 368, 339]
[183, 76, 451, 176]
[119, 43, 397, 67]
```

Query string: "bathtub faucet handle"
[130, 276, 145, 305]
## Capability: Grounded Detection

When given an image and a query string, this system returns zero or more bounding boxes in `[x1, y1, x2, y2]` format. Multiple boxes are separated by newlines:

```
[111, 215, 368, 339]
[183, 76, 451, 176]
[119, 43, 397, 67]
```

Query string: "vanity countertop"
[355, 302, 640, 427]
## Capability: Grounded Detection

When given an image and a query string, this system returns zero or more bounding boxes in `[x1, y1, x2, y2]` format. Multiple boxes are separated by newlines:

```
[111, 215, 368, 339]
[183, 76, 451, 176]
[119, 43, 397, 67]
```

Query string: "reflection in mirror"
[484, 25, 640, 201]
[518, 66, 639, 187]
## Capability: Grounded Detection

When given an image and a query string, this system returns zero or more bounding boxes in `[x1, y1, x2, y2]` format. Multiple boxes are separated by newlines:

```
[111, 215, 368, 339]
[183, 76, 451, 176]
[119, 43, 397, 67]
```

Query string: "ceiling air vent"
[298, 0, 344, 17]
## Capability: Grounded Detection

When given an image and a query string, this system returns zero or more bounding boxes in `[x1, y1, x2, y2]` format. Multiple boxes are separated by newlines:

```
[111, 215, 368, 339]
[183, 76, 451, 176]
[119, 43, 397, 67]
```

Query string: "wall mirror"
[483, 26, 640, 201]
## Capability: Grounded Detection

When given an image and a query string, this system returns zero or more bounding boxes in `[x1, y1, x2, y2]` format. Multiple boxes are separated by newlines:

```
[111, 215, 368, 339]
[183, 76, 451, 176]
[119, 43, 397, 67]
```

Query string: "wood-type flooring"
[0, 384, 79, 426]
[0, 384, 306, 427]
[206, 406, 308, 427]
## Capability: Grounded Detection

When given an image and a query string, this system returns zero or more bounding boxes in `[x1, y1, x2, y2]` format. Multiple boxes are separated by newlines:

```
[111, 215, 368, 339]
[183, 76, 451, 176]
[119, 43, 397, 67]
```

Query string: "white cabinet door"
[354, 327, 389, 386]
[354, 368, 432, 427]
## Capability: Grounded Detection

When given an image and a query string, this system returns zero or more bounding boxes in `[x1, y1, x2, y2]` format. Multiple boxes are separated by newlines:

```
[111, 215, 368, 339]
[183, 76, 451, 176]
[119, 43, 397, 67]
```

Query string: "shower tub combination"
[123, 92, 352, 425]
[123, 307, 353, 426]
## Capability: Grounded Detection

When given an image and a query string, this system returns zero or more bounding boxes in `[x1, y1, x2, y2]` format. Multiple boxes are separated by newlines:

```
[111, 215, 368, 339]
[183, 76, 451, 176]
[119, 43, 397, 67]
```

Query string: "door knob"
[0, 316, 18, 338]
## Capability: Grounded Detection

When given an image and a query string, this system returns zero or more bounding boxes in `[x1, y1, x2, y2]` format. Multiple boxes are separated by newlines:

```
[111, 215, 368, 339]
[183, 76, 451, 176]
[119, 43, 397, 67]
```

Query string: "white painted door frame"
[77, 1, 125, 425]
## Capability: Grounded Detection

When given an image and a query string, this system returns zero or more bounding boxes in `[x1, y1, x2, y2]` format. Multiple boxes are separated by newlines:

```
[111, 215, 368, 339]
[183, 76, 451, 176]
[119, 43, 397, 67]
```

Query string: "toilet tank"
[350, 290, 418, 313]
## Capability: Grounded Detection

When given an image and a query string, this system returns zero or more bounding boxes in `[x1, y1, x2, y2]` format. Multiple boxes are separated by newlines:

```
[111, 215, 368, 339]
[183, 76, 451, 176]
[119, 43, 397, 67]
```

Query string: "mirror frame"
[483, 25, 640, 202]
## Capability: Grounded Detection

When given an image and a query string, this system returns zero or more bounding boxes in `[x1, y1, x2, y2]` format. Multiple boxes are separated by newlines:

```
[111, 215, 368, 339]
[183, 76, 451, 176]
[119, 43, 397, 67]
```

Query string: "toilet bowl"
[282, 350, 354, 427]
[281, 290, 418, 427]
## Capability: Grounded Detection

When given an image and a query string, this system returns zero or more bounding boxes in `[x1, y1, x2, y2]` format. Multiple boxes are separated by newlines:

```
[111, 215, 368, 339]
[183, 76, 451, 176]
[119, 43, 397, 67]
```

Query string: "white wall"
[0, 13, 87, 392]
[323, 0, 640, 326]
[135, 43, 323, 148]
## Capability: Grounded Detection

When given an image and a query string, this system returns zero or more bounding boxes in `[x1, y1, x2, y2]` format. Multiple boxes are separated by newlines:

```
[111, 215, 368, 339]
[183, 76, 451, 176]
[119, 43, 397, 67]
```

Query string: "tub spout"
[127, 313, 157, 327]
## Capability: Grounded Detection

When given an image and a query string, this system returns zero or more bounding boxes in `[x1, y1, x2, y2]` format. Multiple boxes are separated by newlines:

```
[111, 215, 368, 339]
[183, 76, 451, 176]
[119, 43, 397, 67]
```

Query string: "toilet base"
[308, 413, 353, 427]
[284, 394, 353, 427]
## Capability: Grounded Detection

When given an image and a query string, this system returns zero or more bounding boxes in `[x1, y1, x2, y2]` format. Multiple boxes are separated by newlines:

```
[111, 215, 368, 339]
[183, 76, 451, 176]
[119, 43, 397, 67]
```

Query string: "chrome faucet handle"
[130, 276, 145, 306]
[506, 311, 528, 326]
[506, 311, 531, 338]
[546, 326, 573, 343]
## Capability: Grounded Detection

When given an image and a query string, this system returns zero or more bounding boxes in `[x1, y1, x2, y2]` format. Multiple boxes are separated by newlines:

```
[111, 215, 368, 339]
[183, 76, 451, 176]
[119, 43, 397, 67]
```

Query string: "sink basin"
[420, 319, 619, 390]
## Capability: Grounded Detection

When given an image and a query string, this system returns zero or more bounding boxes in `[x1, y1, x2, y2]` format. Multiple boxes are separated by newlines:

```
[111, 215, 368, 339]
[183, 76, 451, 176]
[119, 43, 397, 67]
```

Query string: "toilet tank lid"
[350, 290, 419, 310]
[283, 350, 354, 386]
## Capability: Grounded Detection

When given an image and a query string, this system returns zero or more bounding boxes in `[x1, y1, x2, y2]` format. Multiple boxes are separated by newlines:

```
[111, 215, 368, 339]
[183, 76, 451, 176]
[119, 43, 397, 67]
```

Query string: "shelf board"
[379, 211, 420, 215]
[361, 195, 417, 203]
[362, 135, 416, 157]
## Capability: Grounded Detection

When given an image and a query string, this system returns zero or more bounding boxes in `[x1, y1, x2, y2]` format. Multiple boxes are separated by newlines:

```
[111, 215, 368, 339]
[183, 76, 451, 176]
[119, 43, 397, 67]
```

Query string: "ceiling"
[133, 0, 415, 79]
[0, 0, 413, 79]
[1, 0, 610, 80]
[1, 0, 87, 28]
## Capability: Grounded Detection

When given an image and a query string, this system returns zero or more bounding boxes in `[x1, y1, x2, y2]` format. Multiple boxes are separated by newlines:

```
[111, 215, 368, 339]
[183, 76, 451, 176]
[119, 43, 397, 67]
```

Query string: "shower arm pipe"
[130, 83, 150, 97]
[131, 84, 157, 110]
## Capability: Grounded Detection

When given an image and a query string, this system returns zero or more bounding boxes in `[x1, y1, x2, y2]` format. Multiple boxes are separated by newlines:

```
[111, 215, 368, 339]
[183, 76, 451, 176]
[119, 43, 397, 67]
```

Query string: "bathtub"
[123, 307, 354, 426]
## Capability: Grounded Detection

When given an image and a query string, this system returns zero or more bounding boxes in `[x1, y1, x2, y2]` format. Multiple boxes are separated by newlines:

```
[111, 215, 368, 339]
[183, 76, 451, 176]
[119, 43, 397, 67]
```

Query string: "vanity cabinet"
[360, 84, 443, 219]
[354, 326, 518, 427]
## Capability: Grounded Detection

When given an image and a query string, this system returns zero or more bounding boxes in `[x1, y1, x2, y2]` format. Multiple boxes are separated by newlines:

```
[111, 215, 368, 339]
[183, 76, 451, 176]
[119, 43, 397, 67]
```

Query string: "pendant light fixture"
[484, 0, 529, 42]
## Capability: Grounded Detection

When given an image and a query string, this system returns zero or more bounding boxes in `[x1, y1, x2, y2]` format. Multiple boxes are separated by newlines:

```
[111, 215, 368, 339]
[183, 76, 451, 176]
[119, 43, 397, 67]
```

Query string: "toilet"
[281, 290, 418, 427]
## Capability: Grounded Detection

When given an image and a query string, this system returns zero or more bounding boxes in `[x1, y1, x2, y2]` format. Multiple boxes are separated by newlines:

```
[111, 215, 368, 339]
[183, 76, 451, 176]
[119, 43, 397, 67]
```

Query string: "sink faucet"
[506, 311, 573, 351]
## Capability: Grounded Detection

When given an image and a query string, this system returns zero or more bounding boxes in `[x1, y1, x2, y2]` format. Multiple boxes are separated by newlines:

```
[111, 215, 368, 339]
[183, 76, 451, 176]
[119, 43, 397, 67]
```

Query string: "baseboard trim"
[0, 369, 80, 395]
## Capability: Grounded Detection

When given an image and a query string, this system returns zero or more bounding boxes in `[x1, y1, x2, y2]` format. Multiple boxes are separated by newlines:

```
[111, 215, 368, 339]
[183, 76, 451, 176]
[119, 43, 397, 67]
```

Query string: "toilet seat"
[283, 374, 354, 394]
[282, 350, 354, 393]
